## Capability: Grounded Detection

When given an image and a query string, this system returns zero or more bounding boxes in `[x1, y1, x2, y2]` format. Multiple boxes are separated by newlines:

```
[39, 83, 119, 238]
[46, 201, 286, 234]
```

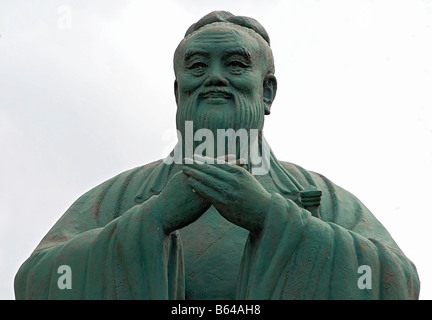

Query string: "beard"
[175, 89, 265, 160]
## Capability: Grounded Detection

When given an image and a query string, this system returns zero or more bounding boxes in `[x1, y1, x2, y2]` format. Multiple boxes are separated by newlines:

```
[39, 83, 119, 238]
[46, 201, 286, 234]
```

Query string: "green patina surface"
[15, 11, 420, 300]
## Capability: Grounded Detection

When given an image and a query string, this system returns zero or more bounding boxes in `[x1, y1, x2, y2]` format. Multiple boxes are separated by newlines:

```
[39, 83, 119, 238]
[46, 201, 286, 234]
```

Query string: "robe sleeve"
[14, 195, 185, 300]
[236, 192, 420, 300]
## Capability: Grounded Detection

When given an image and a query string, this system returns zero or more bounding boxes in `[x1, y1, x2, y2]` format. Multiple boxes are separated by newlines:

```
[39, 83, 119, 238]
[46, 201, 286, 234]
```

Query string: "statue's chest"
[179, 206, 249, 300]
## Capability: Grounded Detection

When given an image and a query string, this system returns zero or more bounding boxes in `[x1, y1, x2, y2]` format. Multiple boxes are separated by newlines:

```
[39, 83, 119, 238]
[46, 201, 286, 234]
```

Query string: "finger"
[194, 154, 217, 164]
[215, 155, 249, 172]
[186, 176, 224, 205]
[194, 159, 245, 176]
[184, 160, 232, 182]
[191, 154, 244, 170]
[187, 154, 247, 170]
[215, 154, 248, 167]
[183, 167, 226, 191]
[236, 158, 249, 171]
[216, 154, 236, 164]
[216, 162, 249, 176]
[184, 167, 239, 204]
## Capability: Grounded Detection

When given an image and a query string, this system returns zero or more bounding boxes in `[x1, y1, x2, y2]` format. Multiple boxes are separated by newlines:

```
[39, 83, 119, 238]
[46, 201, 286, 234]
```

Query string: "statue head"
[173, 11, 277, 137]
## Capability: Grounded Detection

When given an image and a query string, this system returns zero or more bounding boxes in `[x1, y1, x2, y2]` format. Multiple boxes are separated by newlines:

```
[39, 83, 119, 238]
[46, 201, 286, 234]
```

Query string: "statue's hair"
[185, 11, 271, 46]
[174, 11, 275, 77]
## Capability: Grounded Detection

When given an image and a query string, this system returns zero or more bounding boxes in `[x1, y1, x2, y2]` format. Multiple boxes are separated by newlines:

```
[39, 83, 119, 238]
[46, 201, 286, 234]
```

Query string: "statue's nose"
[204, 64, 228, 87]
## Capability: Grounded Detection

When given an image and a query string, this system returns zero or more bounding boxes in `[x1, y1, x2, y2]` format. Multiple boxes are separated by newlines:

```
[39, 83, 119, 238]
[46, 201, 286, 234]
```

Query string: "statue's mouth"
[200, 90, 233, 101]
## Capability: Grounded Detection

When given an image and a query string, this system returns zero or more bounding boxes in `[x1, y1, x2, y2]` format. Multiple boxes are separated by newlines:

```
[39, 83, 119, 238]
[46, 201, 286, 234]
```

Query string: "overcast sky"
[1, 0, 431, 300]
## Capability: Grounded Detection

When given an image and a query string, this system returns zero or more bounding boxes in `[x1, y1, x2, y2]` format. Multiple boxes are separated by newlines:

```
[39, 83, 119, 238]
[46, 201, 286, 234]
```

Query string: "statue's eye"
[227, 60, 249, 73]
[188, 62, 207, 72]
[229, 61, 247, 68]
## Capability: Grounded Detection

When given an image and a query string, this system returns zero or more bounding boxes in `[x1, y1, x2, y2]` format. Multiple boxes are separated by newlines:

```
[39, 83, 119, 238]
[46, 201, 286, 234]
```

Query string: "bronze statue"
[15, 11, 420, 300]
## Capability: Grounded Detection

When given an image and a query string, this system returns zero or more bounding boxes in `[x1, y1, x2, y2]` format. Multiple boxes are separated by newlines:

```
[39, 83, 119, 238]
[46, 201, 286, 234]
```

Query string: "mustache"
[198, 88, 234, 99]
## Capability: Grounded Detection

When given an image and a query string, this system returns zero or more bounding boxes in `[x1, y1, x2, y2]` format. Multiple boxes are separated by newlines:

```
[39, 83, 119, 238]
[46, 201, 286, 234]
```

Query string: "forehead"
[179, 23, 262, 58]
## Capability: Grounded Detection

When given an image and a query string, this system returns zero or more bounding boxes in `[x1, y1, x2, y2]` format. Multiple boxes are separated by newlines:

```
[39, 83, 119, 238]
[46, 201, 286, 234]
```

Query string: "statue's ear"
[263, 74, 277, 115]
[174, 79, 179, 106]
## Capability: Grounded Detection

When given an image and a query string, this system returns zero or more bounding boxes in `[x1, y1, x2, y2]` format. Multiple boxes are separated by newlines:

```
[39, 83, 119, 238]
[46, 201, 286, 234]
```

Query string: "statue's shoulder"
[73, 158, 165, 213]
[277, 159, 342, 192]
[85, 159, 164, 195]
[277, 160, 325, 187]
[277, 159, 375, 228]
[110, 159, 163, 182]
[65, 159, 165, 220]
[34, 159, 166, 252]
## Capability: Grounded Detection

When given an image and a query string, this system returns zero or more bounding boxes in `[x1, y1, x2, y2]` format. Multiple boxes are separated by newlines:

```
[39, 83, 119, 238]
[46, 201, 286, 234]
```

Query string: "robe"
[14, 151, 420, 299]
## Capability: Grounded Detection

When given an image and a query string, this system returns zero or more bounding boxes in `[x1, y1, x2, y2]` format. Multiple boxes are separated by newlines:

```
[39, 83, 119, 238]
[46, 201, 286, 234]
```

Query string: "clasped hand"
[155, 155, 272, 235]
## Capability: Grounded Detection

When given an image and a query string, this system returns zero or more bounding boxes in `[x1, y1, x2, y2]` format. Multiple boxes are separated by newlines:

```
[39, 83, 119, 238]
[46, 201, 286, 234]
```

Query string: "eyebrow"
[184, 49, 210, 62]
[184, 48, 252, 62]
[222, 48, 252, 61]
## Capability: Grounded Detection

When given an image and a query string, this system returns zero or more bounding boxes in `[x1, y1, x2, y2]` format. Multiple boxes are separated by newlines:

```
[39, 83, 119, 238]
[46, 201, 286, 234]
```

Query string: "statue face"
[174, 23, 275, 136]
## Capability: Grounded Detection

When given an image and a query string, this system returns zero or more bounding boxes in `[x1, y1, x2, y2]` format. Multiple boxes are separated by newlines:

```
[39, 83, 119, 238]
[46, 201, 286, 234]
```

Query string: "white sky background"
[1, 0, 431, 300]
